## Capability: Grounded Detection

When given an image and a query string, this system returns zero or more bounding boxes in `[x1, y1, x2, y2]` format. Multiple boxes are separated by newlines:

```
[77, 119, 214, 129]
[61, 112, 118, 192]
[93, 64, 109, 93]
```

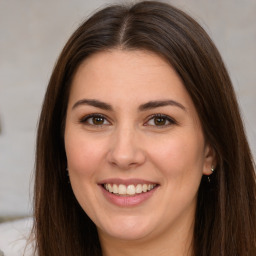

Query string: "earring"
[208, 166, 215, 183]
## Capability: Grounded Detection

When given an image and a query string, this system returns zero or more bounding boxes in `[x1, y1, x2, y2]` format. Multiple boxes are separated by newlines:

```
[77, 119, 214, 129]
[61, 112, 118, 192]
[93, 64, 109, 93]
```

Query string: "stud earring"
[208, 166, 215, 183]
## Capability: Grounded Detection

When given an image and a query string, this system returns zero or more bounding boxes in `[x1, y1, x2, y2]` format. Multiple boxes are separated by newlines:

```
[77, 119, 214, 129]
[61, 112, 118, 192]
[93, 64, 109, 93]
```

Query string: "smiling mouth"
[103, 183, 158, 196]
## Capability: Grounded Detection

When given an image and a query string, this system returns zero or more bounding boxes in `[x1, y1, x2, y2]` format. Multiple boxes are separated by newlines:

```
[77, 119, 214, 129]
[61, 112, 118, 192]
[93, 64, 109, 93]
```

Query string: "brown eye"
[80, 114, 110, 126]
[154, 117, 167, 126]
[92, 116, 105, 125]
[145, 114, 175, 127]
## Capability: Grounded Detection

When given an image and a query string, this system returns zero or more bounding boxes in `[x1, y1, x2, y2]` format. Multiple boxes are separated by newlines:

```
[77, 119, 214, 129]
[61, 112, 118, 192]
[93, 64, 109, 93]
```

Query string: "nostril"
[107, 146, 146, 170]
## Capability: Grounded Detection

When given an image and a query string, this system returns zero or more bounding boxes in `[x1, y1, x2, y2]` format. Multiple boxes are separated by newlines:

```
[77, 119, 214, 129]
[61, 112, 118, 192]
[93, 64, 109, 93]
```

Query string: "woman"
[32, 1, 256, 255]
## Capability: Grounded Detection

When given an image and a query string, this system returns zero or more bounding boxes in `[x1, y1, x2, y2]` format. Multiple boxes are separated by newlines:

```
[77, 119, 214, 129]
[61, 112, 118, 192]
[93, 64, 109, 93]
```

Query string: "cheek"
[148, 131, 205, 179]
[64, 134, 105, 214]
[65, 134, 106, 177]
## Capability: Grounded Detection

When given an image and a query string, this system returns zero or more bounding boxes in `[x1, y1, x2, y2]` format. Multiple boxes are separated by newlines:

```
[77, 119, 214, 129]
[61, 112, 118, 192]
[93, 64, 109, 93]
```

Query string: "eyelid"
[144, 113, 176, 127]
[79, 113, 111, 126]
[78, 113, 176, 128]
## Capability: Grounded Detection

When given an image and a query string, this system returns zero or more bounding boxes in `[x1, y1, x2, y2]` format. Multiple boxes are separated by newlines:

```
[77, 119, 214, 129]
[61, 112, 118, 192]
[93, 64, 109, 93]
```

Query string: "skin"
[64, 49, 215, 256]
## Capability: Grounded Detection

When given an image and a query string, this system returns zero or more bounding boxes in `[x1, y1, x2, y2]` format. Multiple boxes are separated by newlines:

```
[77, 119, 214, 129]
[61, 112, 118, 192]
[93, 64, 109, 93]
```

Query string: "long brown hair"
[32, 1, 256, 255]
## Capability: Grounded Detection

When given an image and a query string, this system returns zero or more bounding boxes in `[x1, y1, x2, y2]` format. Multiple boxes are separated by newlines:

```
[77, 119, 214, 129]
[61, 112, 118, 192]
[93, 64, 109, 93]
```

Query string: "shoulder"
[0, 217, 34, 256]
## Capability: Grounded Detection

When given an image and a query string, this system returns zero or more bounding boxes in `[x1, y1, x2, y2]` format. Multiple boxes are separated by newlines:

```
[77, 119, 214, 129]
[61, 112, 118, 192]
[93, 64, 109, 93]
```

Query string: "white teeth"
[104, 183, 157, 195]
[127, 185, 136, 195]
[118, 184, 126, 195]
[108, 184, 113, 193]
[113, 184, 118, 194]
[142, 184, 148, 192]
[135, 184, 142, 193]
[106, 184, 113, 193]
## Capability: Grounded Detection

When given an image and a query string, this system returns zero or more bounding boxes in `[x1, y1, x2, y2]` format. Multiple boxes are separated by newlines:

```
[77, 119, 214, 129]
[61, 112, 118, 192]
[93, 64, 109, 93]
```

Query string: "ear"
[202, 143, 216, 175]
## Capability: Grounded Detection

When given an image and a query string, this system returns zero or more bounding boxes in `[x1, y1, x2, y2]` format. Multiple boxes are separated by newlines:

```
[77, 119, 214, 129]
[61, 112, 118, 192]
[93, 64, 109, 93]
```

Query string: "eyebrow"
[72, 99, 113, 111]
[138, 100, 186, 112]
[72, 99, 186, 112]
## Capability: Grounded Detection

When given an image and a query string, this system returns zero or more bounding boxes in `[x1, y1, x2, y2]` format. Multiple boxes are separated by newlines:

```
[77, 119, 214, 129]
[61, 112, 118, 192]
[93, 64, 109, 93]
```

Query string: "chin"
[103, 227, 152, 241]
[97, 215, 155, 241]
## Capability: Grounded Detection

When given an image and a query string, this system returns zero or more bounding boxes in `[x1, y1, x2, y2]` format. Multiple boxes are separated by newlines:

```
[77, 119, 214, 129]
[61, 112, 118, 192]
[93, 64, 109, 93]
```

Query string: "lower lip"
[100, 185, 158, 207]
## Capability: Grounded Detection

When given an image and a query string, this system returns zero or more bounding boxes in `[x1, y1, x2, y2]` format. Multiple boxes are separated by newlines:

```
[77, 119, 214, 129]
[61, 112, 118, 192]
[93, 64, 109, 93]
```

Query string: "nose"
[107, 126, 146, 170]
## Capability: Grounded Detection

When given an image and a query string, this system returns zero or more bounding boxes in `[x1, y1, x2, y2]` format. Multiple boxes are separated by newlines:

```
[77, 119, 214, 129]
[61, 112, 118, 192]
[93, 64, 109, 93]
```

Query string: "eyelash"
[79, 114, 110, 127]
[145, 114, 176, 127]
[79, 113, 176, 128]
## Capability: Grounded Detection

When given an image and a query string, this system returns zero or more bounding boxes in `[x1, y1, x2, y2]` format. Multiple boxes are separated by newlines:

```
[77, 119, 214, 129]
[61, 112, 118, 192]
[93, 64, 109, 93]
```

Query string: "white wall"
[0, 0, 255, 217]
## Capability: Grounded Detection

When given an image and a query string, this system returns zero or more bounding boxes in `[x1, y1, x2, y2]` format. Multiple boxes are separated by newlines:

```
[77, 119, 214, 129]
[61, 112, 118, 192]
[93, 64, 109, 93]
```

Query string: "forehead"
[72, 50, 177, 92]
[69, 49, 195, 112]
[73, 49, 174, 87]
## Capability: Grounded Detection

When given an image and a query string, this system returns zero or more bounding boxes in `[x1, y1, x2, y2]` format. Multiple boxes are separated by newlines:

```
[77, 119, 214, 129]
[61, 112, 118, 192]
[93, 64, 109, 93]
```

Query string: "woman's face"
[65, 50, 214, 242]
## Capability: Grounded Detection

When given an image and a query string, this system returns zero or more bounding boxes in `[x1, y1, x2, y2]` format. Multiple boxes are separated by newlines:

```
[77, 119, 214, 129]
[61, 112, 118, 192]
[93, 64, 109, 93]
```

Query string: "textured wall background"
[0, 0, 255, 217]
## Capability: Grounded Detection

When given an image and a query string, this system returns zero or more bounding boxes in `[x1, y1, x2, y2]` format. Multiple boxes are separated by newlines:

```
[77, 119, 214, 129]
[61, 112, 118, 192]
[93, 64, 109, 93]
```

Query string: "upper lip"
[98, 178, 159, 186]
